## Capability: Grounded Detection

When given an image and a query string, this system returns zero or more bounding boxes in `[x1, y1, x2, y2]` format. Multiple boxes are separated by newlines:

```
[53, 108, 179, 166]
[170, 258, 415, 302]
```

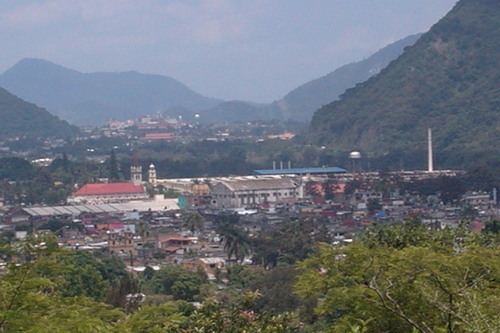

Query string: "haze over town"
[0, 0, 456, 101]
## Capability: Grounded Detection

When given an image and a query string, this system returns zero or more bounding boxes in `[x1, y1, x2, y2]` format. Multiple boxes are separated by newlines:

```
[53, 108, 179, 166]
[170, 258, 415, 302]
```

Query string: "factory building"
[211, 177, 301, 208]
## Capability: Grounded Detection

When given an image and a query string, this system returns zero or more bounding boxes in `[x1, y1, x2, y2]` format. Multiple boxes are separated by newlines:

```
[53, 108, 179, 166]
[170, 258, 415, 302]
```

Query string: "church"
[68, 164, 157, 204]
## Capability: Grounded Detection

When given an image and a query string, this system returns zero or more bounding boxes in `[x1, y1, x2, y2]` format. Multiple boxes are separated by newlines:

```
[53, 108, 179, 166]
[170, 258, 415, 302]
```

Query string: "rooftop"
[254, 166, 347, 175]
[74, 182, 145, 196]
[21, 198, 180, 217]
[217, 178, 297, 192]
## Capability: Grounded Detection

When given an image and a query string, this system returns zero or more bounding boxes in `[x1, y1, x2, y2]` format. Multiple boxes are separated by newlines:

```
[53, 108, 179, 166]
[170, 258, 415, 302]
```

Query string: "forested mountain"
[309, 0, 500, 167]
[0, 58, 221, 125]
[0, 87, 78, 139]
[274, 34, 422, 121]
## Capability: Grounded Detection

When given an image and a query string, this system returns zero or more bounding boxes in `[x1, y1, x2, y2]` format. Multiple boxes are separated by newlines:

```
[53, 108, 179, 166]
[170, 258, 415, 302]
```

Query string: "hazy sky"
[0, 0, 457, 102]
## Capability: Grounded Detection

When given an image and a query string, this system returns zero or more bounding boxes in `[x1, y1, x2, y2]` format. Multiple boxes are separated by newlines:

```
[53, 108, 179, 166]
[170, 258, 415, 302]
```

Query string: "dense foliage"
[0, 155, 108, 205]
[296, 222, 500, 332]
[0, 221, 498, 332]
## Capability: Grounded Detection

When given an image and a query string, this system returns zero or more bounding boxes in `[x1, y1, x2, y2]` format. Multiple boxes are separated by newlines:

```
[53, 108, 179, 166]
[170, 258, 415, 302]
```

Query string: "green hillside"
[309, 0, 500, 167]
[0, 87, 78, 139]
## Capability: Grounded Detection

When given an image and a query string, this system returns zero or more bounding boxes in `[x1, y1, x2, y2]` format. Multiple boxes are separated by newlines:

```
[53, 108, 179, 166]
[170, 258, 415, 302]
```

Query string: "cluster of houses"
[1, 163, 498, 277]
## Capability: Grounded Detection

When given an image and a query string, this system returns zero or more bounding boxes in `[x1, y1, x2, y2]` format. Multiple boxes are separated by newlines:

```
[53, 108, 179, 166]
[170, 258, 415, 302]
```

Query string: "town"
[1, 129, 498, 279]
[0, 1, 498, 331]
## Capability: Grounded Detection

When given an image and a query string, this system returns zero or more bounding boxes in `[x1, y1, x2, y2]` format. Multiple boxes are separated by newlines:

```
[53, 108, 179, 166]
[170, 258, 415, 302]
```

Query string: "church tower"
[131, 164, 143, 184]
[148, 163, 157, 186]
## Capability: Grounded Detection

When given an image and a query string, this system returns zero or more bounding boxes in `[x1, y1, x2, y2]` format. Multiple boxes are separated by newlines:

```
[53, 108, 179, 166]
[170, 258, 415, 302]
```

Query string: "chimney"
[272, 161, 276, 170]
[280, 161, 283, 170]
[288, 161, 291, 169]
[428, 128, 434, 172]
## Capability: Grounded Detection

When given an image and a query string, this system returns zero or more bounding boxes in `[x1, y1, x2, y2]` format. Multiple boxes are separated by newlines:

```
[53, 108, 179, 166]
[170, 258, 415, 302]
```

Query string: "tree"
[295, 226, 500, 333]
[183, 212, 204, 234]
[184, 297, 301, 333]
[367, 198, 382, 214]
[120, 301, 191, 333]
[0, 234, 124, 332]
[105, 274, 140, 312]
[143, 265, 207, 302]
[109, 149, 120, 181]
[484, 220, 500, 234]
[252, 218, 330, 268]
[217, 223, 251, 263]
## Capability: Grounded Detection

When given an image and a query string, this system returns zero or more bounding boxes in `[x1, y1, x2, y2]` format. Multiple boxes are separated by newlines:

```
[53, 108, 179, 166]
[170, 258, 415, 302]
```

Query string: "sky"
[0, 0, 457, 103]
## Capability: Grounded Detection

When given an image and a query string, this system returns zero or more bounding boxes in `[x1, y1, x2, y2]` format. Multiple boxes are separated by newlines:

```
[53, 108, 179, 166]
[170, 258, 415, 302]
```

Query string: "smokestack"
[280, 161, 283, 170]
[428, 128, 434, 172]
[288, 161, 291, 169]
[272, 161, 276, 170]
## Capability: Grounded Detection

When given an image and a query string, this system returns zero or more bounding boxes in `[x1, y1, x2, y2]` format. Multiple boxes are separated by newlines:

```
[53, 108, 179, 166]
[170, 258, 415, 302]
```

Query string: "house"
[462, 192, 491, 209]
[108, 232, 138, 257]
[68, 182, 148, 204]
[156, 233, 198, 253]
[211, 177, 300, 208]
[184, 257, 225, 280]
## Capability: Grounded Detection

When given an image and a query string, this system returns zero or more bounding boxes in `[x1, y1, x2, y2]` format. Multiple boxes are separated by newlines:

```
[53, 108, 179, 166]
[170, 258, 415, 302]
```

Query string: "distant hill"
[0, 34, 421, 126]
[309, 0, 500, 167]
[198, 34, 421, 123]
[0, 58, 221, 125]
[0, 87, 78, 139]
[274, 34, 422, 121]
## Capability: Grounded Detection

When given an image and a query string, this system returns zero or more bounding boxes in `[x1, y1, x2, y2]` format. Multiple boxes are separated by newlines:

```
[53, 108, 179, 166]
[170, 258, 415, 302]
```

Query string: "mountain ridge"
[309, 0, 500, 167]
[0, 86, 79, 140]
[198, 34, 422, 123]
[274, 33, 422, 121]
[0, 58, 222, 125]
[0, 34, 422, 126]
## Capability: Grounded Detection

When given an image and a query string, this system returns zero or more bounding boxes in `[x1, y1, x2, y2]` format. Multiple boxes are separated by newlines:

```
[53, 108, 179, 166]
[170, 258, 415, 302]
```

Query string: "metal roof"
[21, 199, 179, 217]
[254, 167, 347, 175]
[216, 178, 297, 192]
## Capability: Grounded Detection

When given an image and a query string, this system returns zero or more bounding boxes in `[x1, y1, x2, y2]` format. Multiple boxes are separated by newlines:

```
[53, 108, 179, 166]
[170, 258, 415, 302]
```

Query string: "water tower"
[349, 151, 362, 173]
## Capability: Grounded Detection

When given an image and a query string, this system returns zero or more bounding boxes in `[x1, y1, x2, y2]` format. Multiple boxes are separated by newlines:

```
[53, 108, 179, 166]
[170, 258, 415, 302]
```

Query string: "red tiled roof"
[74, 182, 145, 196]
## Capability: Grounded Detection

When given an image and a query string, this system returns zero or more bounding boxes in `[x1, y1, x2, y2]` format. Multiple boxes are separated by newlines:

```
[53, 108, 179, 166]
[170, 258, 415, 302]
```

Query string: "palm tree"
[217, 223, 250, 263]
[183, 212, 204, 235]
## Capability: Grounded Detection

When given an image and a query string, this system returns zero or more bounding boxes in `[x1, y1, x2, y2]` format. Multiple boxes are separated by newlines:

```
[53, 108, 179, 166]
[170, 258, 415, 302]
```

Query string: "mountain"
[0, 58, 221, 125]
[0, 87, 78, 140]
[197, 34, 421, 123]
[274, 34, 422, 121]
[309, 0, 500, 167]
[0, 34, 420, 126]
